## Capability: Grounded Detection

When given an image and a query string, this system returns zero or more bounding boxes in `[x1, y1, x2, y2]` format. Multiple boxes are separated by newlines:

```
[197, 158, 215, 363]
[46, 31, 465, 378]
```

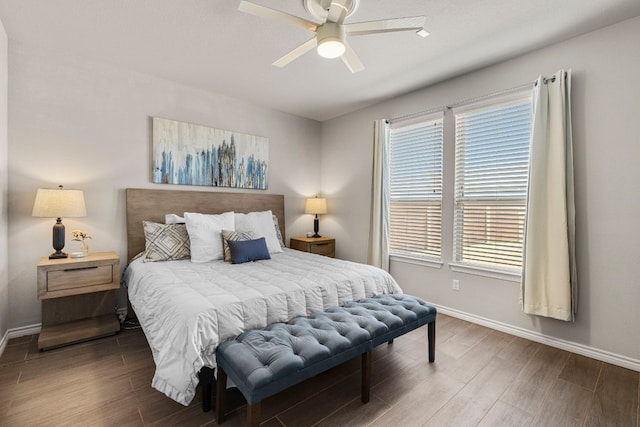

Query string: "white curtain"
[521, 69, 577, 321]
[368, 119, 390, 271]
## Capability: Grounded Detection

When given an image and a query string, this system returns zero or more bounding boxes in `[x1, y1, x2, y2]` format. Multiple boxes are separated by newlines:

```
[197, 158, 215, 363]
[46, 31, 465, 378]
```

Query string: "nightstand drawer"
[310, 241, 335, 256]
[290, 237, 336, 258]
[47, 264, 115, 293]
[38, 251, 121, 300]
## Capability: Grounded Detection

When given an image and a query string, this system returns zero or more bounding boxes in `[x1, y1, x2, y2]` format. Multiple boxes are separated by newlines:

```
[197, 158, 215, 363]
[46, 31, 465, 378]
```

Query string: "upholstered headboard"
[125, 188, 285, 261]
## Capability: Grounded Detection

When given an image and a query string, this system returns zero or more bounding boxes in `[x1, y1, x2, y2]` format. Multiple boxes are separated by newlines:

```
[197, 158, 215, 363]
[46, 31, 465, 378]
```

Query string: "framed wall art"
[152, 117, 269, 190]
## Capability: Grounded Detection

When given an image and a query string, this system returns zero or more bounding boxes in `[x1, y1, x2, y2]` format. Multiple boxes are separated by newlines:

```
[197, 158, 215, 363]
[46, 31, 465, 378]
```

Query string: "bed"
[123, 188, 402, 406]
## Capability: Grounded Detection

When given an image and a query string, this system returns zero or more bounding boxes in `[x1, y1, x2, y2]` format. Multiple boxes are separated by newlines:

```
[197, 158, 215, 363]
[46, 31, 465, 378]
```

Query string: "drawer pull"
[314, 243, 329, 246]
[63, 266, 99, 272]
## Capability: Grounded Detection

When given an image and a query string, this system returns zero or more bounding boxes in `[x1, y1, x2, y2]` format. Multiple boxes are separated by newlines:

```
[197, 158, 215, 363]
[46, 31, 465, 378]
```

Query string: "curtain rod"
[387, 105, 447, 124]
[389, 82, 530, 123]
[389, 73, 562, 124]
[445, 81, 533, 111]
[534, 74, 564, 86]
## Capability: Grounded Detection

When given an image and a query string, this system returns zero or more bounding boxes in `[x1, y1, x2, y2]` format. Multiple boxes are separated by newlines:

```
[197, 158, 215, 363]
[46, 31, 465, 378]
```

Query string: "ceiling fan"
[238, 0, 429, 73]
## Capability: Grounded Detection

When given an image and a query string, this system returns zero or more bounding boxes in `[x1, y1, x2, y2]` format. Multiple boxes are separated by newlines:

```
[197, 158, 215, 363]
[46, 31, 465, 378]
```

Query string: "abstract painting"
[152, 117, 269, 189]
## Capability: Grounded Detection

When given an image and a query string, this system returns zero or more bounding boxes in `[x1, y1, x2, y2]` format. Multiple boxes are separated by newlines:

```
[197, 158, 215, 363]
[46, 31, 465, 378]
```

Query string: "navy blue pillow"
[227, 237, 271, 264]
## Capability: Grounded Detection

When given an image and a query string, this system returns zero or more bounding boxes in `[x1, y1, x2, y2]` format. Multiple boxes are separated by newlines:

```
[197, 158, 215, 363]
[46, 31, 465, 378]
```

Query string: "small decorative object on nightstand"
[290, 236, 335, 258]
[71, 229, 92, 257]
[37, 251, 121, 350]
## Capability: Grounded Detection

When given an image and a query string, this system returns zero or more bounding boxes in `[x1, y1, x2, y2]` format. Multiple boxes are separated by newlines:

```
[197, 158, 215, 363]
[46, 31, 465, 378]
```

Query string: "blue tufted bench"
[215, 294, 436, 426]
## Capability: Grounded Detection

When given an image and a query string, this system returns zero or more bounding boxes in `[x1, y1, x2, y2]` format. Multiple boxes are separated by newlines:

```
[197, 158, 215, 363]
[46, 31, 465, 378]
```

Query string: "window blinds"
[453, 96, 532, 270]
[389, 115, 443, 260]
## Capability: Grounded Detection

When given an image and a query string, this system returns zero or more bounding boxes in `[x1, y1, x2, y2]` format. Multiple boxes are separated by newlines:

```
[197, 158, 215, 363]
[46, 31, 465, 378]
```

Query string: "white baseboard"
[7, 323, 41, 340]
[0, 323, 41, 357]
[430, 303, 640, 372]
[0, 329, 7, 358]
[0, 307, 130, 357]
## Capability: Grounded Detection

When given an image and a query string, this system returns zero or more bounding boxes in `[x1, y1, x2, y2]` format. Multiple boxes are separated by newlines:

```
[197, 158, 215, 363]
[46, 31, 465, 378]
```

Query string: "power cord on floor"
[122, 318, 141, 330]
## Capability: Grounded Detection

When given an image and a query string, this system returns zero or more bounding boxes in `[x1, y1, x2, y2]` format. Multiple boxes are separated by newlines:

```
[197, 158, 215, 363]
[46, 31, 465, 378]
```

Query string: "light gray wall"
[7, 43, 321, 329]
[0, 17, 8, 340]
[320, 17, 640, 361]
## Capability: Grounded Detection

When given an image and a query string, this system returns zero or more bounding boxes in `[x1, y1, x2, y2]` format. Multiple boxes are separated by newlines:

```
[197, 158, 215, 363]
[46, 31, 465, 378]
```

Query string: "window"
[388, 114, 444, 260]
[453, 93, 532, 271]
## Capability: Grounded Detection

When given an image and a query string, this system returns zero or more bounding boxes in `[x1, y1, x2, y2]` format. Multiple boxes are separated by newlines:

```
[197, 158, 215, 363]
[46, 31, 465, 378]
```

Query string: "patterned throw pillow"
[143, 221, 191, 262]
[221, 229, 255, 262]
[272, 215, 286, 248]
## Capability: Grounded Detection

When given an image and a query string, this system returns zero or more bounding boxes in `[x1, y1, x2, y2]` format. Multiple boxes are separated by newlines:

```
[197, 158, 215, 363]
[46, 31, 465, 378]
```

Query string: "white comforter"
[124, 248, 402, 405]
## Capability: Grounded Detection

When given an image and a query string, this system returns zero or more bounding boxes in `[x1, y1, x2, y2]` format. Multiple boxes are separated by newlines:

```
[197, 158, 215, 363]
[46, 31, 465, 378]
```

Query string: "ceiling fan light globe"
[317, 39, 345, 58]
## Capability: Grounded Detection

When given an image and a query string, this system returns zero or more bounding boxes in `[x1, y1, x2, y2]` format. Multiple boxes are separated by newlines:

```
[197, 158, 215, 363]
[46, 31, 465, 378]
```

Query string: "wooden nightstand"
[289, 236, 336, 258]
[37, 251, 121, 350]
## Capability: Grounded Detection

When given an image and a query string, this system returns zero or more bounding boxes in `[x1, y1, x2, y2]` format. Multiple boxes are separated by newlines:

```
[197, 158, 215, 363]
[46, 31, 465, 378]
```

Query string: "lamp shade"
[32, 188, 86, 218]
[304, 197, 327, 215]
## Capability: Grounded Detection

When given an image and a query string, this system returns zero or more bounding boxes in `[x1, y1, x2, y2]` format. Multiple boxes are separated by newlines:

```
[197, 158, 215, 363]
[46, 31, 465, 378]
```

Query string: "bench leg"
[361, 351, 371, 403]
[428, 319, 436, 363]
[247, 403, 261, 427]
[216, 367, 227, 424]
[198, 366, 214, 412]
[388, 339, 394, 344]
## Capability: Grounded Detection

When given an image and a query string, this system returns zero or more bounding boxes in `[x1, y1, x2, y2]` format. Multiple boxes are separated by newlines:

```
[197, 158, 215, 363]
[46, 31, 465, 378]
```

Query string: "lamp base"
[313, 216, 321, 238]
[49, 250, 68, 259]
[50, 219, 67, 259]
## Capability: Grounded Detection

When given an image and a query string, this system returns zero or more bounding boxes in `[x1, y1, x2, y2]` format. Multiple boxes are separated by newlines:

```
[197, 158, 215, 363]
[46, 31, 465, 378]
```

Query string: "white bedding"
[124, 248, 402, 405]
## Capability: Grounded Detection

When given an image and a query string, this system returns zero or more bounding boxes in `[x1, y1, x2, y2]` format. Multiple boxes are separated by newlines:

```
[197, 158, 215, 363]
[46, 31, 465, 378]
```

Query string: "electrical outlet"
[452, 279, 460, 291]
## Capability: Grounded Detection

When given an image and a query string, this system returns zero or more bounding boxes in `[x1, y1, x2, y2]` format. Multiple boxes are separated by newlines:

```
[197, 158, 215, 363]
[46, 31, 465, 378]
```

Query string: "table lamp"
[32, 185, 87, 259]
[304, 197, 327, 238]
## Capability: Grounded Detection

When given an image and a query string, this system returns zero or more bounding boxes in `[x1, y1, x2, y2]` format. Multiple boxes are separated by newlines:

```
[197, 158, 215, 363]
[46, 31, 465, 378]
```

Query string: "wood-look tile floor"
[0, 314, 638, 426]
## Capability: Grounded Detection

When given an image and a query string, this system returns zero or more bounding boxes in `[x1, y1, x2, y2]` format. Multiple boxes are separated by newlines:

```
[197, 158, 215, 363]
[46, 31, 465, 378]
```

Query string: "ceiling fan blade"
[327, 0, 353, 24]
[345, 16, 426, 36]
[238, 1, 319, 32]
[340, 40, 364, 73]
[272, 37, 317, 68]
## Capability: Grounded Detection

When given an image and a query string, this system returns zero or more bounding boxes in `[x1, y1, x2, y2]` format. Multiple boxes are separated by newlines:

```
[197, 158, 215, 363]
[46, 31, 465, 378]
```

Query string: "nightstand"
[289, 236, 336, 258]
[37, 251, 121, 350]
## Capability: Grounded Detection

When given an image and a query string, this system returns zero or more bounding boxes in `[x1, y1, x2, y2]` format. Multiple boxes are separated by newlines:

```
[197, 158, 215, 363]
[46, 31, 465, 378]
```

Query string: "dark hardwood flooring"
[0, 314, 637, 426]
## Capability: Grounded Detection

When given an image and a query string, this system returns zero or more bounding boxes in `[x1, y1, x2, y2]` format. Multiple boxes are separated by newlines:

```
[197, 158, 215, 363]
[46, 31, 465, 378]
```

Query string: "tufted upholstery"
[340, 294, 437, 346]
[215, 294, 436, 425]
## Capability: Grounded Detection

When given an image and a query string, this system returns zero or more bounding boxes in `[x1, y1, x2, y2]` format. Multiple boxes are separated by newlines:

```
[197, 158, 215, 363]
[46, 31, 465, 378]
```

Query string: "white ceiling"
[1, 0, 639, 121]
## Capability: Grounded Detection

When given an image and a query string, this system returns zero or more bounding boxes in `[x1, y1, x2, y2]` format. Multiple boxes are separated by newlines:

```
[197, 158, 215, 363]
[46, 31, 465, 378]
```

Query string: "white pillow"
[165, 214, 185, 224]
[184, 211, 235, 262]
[234, 210, 283, 254]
